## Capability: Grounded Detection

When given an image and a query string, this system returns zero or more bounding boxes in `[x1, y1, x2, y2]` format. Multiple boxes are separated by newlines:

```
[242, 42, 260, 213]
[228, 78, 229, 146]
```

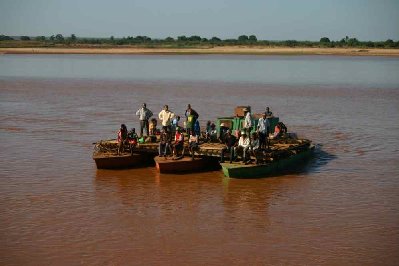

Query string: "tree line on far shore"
[1, 34, 398, 48]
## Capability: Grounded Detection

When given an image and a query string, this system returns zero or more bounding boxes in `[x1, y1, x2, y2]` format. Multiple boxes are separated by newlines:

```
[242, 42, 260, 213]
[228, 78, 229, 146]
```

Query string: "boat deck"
[93, 138, 310, 159]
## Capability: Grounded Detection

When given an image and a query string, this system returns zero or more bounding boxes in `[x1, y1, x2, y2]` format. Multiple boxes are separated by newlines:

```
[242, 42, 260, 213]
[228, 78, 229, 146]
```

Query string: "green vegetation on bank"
[1, 34, 398, 48]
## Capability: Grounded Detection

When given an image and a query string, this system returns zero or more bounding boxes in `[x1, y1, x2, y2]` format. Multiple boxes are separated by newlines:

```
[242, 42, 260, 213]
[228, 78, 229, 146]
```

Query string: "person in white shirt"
[243, 108, 252, 136]
[158, 105, 175, 133]
[135, 103, 153, 137]
[188, 132, 199, 160]
[234, 131, 250, 162]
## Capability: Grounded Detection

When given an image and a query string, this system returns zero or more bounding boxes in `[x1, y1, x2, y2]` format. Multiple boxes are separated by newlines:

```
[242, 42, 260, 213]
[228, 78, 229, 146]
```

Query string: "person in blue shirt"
[194, 119, 200, 137]
[257, 113, 270, 149]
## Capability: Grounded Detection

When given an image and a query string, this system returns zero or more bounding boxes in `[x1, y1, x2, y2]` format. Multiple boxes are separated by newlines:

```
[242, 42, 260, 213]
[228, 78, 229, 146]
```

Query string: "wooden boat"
[93, 153, 151, 169]
[93, 104, 315, 174]
[154, 156, 220, 174]
[92, 140, 156, 169]
[221, 144, 315, 178]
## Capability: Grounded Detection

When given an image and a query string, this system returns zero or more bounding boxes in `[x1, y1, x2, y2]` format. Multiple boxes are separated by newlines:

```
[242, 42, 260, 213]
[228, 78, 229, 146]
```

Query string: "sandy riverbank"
[1, 46, 399, 56]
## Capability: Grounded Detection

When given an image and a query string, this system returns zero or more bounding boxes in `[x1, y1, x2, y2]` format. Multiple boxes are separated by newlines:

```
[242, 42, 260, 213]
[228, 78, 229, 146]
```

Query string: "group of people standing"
[134, 103, 200, 158]
[118, 103, 284, 164]
[135, 103, 199, 137]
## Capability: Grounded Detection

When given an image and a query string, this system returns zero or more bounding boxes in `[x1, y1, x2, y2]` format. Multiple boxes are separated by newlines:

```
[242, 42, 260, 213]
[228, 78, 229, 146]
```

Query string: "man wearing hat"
[218, 122, 229, 143]
[235, 130, 250, 162]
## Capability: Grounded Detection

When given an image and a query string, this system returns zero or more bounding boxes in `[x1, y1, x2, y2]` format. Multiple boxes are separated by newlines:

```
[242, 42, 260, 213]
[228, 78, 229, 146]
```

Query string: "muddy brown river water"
[1, 55, 399, 265]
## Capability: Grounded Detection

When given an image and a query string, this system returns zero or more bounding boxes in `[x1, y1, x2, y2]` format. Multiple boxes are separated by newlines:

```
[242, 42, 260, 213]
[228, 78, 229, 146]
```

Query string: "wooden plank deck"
[94, 138, 311, 159]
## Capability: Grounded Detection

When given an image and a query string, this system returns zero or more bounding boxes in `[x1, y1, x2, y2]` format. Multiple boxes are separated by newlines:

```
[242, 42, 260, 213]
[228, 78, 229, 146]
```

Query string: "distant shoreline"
[1, 47, 399, 56]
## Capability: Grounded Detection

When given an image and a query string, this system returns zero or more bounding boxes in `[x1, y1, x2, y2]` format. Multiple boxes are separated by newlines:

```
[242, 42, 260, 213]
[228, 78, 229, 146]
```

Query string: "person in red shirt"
[172, 127, 185, 158]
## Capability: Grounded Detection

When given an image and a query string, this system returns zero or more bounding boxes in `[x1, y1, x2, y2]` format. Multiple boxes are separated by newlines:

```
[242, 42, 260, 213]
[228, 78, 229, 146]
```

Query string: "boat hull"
[93, 153, 153, 169]
[221, 146, 315, 178]
[154, 156, 220, 174]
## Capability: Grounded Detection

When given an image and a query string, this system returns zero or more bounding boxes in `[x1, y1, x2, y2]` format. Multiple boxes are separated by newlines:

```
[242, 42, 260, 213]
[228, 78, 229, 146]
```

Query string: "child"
[128, 128, 138, 147]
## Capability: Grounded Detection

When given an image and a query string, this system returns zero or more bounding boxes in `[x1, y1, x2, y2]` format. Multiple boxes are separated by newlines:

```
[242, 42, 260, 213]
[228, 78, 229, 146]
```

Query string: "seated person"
[158, 128, 171, 157]
[272, 124, 281, 139]
[205, 122, 218, 142]
[171, 115, 180, 134]
[271, 122, 287, 139]
[206, 121, 212, 133]
[128, 128, 138, 146]
[117, 124, 128, 155]
[218, 123, 229, 143]
[188, 132, 199, 159]
[248, 132, 260, 164]
[171, 127, 185, 157]
[220, 130, 237, 163]
[234, 131, 250, 162]
[149, 118, 158, 135]
[279, 122, 288, 134]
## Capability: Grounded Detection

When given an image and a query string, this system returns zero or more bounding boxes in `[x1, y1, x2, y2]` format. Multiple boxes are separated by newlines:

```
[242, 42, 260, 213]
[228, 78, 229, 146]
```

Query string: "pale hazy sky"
[1, 0, 398, 41]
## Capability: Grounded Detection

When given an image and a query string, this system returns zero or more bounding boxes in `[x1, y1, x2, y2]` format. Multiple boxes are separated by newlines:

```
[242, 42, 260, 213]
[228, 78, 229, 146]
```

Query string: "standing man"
[243, 107, 252, 136]
[257, 112, 270, 149]
[158, 105, 175, 132]
[265, 107, 273, 117]
[136, 103, 153, 137]
[185, 104, 199, 136]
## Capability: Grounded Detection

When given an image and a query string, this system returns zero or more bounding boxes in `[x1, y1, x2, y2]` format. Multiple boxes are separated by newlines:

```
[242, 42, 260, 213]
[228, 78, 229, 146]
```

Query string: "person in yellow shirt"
[158, 105, 175, 133]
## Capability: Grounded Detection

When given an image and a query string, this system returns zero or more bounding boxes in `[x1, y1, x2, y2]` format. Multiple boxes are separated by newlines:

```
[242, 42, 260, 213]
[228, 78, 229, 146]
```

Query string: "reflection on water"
[1, 59, 399, 264]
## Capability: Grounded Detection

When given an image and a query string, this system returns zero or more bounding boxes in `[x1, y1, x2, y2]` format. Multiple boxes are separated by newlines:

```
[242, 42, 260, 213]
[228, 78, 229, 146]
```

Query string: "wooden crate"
[234, 106, 251, 117]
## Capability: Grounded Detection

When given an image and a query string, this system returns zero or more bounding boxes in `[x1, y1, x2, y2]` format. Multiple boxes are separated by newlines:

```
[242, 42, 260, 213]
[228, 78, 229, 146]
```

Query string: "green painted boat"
[216, 115, 279, 136]
[221, 144, 315, 178]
